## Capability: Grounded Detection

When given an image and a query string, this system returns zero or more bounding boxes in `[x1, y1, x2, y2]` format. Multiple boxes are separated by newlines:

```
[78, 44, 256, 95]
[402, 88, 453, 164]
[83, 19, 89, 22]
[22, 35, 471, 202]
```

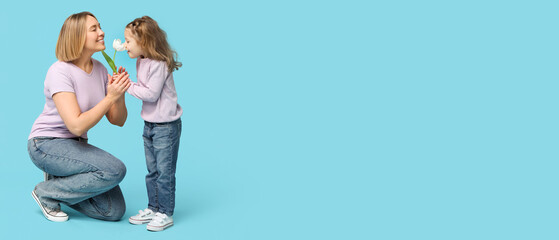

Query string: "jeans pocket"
[152, 126, 174, 149]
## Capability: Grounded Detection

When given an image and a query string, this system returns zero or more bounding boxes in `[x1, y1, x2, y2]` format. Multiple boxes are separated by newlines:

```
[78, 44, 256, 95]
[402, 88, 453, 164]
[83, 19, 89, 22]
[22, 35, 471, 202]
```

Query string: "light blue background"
[0, 0, 557, 239]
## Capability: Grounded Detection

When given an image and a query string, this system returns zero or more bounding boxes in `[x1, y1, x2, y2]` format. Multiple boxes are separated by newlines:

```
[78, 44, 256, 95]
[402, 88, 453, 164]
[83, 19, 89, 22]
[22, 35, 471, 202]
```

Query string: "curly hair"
[126, 16, 182, 72]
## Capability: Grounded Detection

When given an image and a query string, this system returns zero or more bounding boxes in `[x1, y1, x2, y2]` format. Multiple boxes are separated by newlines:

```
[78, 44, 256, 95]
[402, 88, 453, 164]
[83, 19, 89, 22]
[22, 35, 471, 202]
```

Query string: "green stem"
[101, 50, 117, 73]
[113, 50, 117, 64]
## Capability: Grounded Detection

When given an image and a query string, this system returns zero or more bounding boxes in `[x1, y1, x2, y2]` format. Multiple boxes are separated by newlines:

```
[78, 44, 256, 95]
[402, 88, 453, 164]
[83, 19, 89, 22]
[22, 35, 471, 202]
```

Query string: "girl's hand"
[117, 66, 126, 75]
[106, 72, 131, 101]
[110, 66, 128, 83]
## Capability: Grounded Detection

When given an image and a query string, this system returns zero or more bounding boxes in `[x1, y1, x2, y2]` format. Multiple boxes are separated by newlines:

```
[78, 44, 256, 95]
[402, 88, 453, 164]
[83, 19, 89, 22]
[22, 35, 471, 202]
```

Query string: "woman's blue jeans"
[143, 118, 181, 216]
[28, 137, 127, 221]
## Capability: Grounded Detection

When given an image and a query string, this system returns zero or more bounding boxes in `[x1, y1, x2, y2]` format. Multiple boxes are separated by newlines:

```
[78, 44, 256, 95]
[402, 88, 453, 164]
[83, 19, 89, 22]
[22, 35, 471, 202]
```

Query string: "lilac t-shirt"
[29, 59, 109, 139]
[127, 58, 182, 123]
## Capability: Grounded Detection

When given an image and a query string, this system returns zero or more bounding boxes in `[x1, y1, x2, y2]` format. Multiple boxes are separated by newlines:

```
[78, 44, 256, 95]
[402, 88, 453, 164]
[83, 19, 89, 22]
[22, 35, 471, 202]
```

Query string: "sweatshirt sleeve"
[127, 61, 168, 102]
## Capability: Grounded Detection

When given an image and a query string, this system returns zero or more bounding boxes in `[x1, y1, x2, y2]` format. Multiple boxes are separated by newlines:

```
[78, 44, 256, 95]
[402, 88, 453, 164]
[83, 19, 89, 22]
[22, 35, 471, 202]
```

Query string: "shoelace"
[46, 207, 65, 216]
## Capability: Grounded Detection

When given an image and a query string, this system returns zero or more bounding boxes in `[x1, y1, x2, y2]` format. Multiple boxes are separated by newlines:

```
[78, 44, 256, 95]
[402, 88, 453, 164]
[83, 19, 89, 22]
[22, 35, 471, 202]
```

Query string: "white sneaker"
[129, 208, 156, 224]
[147, 212, 173, 231]
[31, 190, 68, 222]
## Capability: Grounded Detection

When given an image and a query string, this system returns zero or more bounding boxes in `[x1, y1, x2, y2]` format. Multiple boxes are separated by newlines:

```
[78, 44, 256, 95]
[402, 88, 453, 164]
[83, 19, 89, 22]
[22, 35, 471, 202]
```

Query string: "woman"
[28, 11, 131, 222]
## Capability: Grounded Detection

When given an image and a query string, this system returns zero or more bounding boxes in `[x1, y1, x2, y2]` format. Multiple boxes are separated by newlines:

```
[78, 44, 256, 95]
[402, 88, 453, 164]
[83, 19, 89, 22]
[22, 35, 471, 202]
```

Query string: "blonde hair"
[55, 12, 97, 62]
[126, 16, 182, 72]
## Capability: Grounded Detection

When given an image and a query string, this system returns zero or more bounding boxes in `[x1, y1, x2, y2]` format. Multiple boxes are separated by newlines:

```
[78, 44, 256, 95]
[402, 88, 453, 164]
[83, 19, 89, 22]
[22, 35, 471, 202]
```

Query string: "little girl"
[123, 16, 183, 232]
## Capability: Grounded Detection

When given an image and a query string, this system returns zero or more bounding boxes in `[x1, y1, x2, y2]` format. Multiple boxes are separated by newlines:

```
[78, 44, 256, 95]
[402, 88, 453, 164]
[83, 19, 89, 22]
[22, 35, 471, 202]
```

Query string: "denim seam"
[33, 142, 101, 173]
[164, 128, 179, 215]
[165, 144, 172, 216]
[170, 122, 180, 215]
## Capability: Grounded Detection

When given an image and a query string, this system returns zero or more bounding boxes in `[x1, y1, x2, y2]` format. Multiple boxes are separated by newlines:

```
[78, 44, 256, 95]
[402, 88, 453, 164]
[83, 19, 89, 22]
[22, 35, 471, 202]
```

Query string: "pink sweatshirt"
[127, 58, 182, 123]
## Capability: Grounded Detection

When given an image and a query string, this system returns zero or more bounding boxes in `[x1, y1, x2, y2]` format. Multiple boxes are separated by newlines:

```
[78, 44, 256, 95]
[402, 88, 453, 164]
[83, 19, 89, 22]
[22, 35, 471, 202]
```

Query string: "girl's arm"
[127, 61, 167, 102]
[53, 73, 131, 136]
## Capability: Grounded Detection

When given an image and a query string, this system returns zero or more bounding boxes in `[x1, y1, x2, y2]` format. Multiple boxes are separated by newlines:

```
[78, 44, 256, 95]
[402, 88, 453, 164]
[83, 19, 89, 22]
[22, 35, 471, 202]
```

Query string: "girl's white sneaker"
[129, 208, 156, 224]
[147, 212, 173, 231]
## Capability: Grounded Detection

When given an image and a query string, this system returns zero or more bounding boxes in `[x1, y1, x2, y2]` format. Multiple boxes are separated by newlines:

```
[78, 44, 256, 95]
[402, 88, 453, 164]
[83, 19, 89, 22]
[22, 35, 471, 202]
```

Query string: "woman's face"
[83, 15, 105, 53]
[124, 28, 144, 59]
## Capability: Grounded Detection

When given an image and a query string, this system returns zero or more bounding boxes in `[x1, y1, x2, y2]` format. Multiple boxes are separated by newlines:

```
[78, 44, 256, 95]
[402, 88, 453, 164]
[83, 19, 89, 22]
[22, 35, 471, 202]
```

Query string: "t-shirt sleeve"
[45, 66, 74, 98]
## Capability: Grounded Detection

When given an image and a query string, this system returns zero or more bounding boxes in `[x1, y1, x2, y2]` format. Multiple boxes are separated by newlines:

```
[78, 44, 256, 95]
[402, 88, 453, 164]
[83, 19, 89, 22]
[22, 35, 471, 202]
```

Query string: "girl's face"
[83, 16, 105, 53]
[124, 28, 144, 59]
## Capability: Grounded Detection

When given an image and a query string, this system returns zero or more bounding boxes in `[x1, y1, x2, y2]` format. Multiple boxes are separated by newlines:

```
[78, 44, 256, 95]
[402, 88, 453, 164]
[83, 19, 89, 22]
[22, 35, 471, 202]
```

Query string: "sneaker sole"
[31, 191, 68, 222]
[147, 222, 173, 231]
[129, 218, 152, 225]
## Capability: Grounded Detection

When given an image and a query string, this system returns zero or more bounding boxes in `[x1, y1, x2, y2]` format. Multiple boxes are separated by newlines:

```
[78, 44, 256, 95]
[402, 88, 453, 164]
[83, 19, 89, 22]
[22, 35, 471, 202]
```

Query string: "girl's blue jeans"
[143, 118, 181, 216]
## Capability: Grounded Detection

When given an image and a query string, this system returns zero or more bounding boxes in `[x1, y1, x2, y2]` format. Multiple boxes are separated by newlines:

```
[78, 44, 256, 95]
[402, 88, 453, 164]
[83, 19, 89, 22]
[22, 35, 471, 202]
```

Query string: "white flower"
[113, 39, 126, 51]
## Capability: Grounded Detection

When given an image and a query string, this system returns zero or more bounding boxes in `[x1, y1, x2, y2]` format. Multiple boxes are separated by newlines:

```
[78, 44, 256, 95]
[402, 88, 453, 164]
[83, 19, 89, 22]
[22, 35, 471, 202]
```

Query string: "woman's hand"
[104, 66, 130, 126]
[107, 72, 131, 102]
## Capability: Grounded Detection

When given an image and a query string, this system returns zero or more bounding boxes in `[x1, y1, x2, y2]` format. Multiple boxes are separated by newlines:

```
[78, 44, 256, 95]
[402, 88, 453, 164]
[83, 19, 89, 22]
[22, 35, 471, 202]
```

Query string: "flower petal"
[113, 39, 126, 51]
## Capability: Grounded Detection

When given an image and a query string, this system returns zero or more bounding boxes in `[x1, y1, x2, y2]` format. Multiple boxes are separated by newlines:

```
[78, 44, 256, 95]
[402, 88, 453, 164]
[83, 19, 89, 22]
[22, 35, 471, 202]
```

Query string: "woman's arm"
[105, 67, 129, 126]
[105, 95, 127, 127]
[53, 73, 131, 136]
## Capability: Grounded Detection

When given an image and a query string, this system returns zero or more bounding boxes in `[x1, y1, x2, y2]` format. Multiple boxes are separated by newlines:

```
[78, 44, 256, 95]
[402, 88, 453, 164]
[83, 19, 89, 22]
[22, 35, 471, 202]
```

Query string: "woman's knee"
[101, 159, 127, 183]
[105, 186, 126, 221]
[86, 200, 125, 221]
[103, 206, 125, 221]
[69, 185, 126, 221]
[95, 186, 126, 221]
